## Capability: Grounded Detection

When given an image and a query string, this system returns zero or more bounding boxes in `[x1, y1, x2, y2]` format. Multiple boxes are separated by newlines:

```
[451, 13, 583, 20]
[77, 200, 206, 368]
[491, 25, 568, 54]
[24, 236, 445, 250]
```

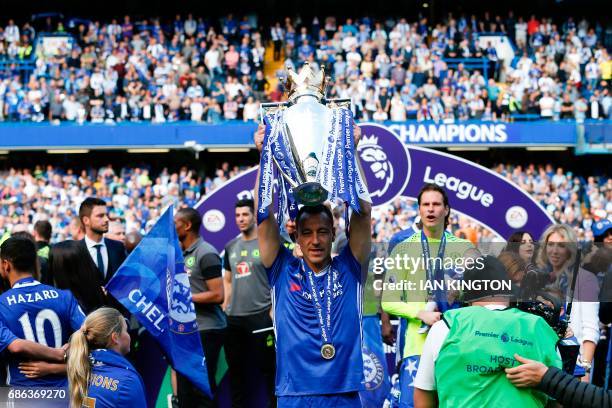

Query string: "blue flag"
[359, 316, 391, 408]
[105, 205, 212, 398]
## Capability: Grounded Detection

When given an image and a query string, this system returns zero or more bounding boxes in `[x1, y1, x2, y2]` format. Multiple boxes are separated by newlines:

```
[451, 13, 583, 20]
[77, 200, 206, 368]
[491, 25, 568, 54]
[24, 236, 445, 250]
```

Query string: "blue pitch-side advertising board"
[0, 120, 608, 149]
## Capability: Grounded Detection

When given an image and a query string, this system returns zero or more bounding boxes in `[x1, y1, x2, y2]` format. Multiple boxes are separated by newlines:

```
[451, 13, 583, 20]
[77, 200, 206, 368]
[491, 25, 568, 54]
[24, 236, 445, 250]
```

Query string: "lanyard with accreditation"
[420, 231, 454, 313]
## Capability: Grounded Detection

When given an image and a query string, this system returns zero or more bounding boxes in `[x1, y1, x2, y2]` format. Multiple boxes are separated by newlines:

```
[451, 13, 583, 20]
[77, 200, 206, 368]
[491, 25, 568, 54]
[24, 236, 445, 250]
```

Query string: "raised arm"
[348, 124, 372, 265]
[254, 124, 281, 268]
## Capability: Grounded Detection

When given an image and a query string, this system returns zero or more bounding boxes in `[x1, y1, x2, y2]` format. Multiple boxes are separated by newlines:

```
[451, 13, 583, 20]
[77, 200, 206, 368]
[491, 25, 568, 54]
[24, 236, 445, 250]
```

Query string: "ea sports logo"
[203, 209, 225, 233]
[358, 124, 410, 206]
[505, 206, 528, 229]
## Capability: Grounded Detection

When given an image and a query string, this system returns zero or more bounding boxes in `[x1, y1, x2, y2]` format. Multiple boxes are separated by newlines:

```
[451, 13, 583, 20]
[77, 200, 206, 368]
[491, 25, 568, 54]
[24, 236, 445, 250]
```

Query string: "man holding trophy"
[254, 62, 372, 407]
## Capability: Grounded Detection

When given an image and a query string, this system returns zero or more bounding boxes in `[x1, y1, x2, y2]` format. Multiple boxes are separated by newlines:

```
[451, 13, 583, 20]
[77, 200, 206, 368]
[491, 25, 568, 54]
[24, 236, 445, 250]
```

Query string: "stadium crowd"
[0, 161, 609, 245]
[0, 11, 610, 123]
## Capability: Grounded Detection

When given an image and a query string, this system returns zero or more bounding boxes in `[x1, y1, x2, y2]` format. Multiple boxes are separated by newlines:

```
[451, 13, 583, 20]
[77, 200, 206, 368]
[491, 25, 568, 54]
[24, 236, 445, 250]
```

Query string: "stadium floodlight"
[47, 149, 89, 154]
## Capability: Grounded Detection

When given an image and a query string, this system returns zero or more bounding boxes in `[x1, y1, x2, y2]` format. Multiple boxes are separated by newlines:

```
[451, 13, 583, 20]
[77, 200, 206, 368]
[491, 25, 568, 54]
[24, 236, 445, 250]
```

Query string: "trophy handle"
[324, 98, 352, 111]
[259, 102, 288, 124]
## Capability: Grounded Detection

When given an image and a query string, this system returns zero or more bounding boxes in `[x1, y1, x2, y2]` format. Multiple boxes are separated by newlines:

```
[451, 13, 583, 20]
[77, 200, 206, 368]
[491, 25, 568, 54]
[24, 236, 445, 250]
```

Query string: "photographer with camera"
[538, 224, 600, 382]
[413, 256, 561, 408]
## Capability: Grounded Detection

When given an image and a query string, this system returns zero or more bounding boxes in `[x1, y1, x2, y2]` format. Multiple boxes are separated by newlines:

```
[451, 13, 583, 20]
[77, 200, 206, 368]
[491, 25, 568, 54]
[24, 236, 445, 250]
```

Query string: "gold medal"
[321, 344, 335, 360]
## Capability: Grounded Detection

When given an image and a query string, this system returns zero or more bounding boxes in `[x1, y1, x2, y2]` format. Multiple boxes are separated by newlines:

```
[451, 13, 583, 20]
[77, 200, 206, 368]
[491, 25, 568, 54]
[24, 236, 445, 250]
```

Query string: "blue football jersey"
[83, 349, 146, 408]
[0, 277, 85, 386]
[267, 245, 365, 396]
[0, 321, 18, 353]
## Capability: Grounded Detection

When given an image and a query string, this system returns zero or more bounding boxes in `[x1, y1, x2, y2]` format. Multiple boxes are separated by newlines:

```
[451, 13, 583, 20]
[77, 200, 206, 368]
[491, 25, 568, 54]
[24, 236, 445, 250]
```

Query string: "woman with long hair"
[49, 240, 106, 314]
[67, 307, 145, 407]
[505, 230, 537, 264]
[538, 224, 600, 382]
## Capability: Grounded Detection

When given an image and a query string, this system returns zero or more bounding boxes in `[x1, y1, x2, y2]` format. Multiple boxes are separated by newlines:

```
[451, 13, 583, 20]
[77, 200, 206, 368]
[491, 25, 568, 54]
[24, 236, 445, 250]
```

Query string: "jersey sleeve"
[265, 244, 292, 287]
[199, 252, 223, 280]
[66, 292, 86, 332]
[413, 320, 449, 391]
[119, 372, 147, 406]
[380, 241, 427, 320]
[222, 246, 231, 272]
[339, 244, 363, 283]
[0, 321, 18, 353]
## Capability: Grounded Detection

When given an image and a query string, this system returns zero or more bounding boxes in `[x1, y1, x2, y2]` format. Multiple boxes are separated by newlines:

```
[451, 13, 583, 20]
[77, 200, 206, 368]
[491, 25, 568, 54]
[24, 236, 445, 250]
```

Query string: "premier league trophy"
[257, 62, 370, 225]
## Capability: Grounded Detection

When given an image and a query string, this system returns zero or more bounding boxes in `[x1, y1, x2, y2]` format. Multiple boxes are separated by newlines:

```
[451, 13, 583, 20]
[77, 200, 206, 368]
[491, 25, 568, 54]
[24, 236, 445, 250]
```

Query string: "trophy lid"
[286, 62, 327, 102]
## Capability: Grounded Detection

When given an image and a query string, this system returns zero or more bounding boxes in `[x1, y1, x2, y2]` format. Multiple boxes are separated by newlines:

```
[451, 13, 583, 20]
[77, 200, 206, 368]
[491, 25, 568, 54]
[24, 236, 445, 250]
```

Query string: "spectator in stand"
[2, 12, 609, 124]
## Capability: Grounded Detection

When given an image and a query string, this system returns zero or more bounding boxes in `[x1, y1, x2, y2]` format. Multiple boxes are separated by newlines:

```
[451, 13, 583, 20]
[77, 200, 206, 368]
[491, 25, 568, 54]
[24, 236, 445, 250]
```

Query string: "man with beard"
[254, 123, 372, 407]
[78, 197, 127, 284]
[223, 198, 291, 407]
[78, 198, 127, 316]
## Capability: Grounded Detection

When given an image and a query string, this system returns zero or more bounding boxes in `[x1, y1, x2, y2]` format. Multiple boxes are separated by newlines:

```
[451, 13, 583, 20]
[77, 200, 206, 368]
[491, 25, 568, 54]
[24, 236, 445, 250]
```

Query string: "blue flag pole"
[105, 205, 212, 398]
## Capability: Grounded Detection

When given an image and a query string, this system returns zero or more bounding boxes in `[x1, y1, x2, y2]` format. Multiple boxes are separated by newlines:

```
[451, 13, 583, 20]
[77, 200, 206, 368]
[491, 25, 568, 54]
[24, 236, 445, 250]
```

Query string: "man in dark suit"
[78, 197, 129, 318]
[78, 197, 127, 284]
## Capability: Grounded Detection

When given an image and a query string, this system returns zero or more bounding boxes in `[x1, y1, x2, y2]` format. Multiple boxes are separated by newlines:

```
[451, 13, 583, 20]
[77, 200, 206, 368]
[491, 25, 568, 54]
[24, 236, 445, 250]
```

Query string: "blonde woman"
[67, 308, 145, 407]
[538, 224, 600, 382]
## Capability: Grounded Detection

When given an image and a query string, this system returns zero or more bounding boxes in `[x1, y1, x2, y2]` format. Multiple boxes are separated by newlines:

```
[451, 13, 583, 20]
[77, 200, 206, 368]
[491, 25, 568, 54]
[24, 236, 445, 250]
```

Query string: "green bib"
[37, 246, 50, 259]
[435, 306, 561, 408]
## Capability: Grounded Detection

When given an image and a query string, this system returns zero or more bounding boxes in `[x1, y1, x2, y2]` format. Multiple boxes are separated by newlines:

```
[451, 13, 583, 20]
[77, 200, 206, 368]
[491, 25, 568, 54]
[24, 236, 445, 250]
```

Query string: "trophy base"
[294, 182, 328, 206]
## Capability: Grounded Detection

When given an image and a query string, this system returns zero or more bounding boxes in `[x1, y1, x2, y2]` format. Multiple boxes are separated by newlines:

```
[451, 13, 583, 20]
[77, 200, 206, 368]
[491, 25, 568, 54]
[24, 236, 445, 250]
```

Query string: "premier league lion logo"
[357, 125, 410, 206]
[362, 347, 385, 390]
[359, 135, 394, 198]
[169, 272, 198, 333]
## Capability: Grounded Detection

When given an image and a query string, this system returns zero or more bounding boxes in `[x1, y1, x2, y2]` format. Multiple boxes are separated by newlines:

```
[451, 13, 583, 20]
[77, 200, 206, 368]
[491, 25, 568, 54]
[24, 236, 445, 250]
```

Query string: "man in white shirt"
[539, 93, 555, 118]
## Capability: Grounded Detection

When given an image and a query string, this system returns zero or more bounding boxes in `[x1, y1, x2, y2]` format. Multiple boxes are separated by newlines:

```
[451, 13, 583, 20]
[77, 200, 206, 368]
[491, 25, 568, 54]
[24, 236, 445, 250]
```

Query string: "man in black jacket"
[78, 197, 127, 316]
[506, 353, 612, 408]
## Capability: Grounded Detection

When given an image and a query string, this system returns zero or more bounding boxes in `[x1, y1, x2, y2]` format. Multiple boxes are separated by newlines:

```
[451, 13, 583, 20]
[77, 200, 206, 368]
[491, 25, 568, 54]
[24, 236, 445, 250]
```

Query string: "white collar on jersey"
[13, 278, 41, 289]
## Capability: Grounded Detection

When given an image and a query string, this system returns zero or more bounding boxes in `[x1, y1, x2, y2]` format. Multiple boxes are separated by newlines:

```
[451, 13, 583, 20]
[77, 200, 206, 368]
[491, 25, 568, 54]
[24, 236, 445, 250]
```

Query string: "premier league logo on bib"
[169, 272, 198, 333]
[362, 347, 385, 390]
[358, 124, 410, 206]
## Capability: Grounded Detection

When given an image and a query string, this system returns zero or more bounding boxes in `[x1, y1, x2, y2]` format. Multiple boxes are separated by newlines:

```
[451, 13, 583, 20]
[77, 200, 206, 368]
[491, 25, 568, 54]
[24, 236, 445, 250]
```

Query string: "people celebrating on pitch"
[254, 123, 372, 407]
[0, 237, 85, 387]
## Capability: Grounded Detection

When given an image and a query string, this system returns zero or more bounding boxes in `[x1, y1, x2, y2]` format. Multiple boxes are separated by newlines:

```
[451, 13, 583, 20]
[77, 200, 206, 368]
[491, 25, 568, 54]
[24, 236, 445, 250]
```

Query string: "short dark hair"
[11, 231, 35, 242]
[296, 204, 334, 232]
[79, 197, 107, 223]
[417, 183, 450, 228]
[0, 237, 37, 274]
[33, 220, 52, 242]
[176, 208, 202, 233]
[235, 198, 255, 213]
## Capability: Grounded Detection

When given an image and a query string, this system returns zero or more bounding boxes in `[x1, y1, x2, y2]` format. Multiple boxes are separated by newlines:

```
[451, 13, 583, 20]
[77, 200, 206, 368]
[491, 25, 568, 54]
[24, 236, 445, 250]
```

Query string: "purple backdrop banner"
[195, 123, 553, 252]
